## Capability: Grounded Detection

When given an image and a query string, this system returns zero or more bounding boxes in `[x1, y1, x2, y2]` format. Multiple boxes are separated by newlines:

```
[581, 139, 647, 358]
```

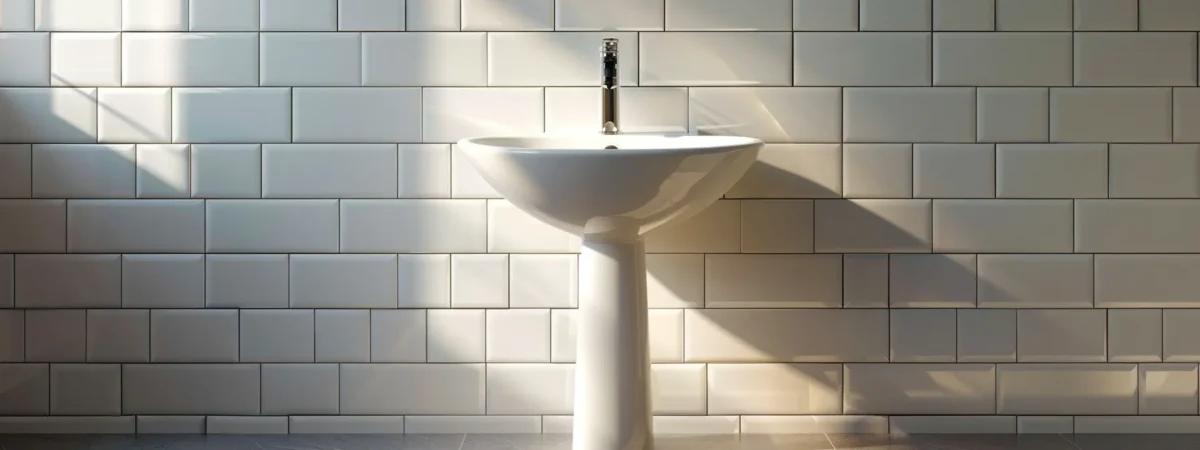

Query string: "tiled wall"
[2, 0, 1200, 436]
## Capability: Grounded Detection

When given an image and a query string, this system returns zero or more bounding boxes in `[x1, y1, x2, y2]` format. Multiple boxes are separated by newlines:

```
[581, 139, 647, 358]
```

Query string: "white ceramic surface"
[457, 134, 762, 450]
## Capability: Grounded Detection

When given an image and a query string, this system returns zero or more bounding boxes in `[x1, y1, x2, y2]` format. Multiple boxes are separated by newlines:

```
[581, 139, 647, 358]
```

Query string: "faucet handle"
[602, 38, 618, 53]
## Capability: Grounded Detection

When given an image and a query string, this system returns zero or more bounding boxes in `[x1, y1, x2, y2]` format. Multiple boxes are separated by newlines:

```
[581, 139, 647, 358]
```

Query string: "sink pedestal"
[573, 238, 654, 450]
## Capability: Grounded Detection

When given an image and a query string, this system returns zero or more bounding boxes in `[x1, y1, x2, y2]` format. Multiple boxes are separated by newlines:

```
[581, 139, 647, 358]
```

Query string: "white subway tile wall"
[0, 0, 1196, 435]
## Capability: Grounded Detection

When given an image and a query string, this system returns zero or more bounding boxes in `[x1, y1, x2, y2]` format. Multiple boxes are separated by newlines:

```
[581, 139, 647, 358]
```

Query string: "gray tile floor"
[0, 434, 1190, 450]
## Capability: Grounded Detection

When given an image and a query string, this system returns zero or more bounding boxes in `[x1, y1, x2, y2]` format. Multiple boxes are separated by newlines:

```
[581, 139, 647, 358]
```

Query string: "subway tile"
[32, 144, 133, 198]
[25, 309, 85, 362]
[705, 254, 840, 308]
[398, 144, 451, 198]
[123, 0, 187, 30]
[0, 200, 64, 252]
[845, 364, 996, 414]
[890, 416, 1015, 434]
[1109, 309, 1163, 362]
[815, 199, 932, 253]
[206, 200, 338, 252]
[1051, 88, 1172, 142]
[0, 33, 47, 85]
[549, 309, 684, 363]
[1165, 309, 1200, 361]
[0, 145, 30, 198]
[0, 88, 97, 143]
[977, 254, 1094, 308]
[136, 144, 190, 198]
[1174, 89, 1200, 142]
[427, 309, 485, 363]
[997, 144, 1107, 198]
[1077, 200, 1200, 252]
[0, 0, 34, 30]
[958, 309, 1016, 362]
[86, 309, 149, 362]
[1096, 255, 1200, 307]
[1017, 416, 1073, 434]
[205, 254, 288, 308]
[933, 200, 1073, 252]
[996, 0, 1072, 30]
[261, 364, 338, 414]
[1017, 309, 1107, 362]
[1140, 363, 1199, 414]
[654, 416, 741, 435]
[15, 255, 120, 308]
[341, 200, 487, 253]
[707, 364, 841, 414]
[260, 0, 335, 30]
[35, 0, 120, 30]
[642, 32, 791, 86]
[68, 200, 204, 252]
[684, 309, 888, 362]
[0, 310, 21, 361]
[451, 144, 501, 198]
[934, 33, 1072, 86]
[423, 88, 544, 143]
[191, 144, 260, 198]
[0, 417, 131, 434]
[263, 144, 395, 198]
[340, 363, 485, 414]
[667, 0, 789, 30]
[486, 309, 549, 362]
[934, 0, 994, 30]
[544, 87, 688, 134]
[1110, 144, 1200, 198]
[173, 88, 291, 143]
[550, 310, 574, 362]
[0, 255, 8, 308]
[290, 255, 398, 308]
[371, 310, 426, 362]
[859, 0, 932, 30]
[260, 33, 360, 85]
[741, 200, 814, 253]
[844, 88, 976, 142]
[407, 416, 541, 434]
[1141, 0, 1200, 30]
[844, 254, 888, 308]
[315, 310, 370, 362]
[796, 33, 930, 86]
[690, 88, 841, 143]
[741, 415, 889, 434]
[451, 254, 509, 308]
[555, 0, 663, 30]
[123, 364, 259, 414]
[289, 416, 405, 434]
[891, 309, 956, 362]
[490, 32, 637, 86]
[485, 363, 572, 414]
[406, 0, 459, 30]
[1076, 0, 1138, 30]
[50, 364, 120, 415]
[890, 254, 977, 308]
[150, 310, 238, 362]
[242, 310, 315, 362]
[462, 0, 551, 30]
[978, 88, 1049, 142]
[651, 364, 706, 415]
[123, 33, 257, 86]
[122, 255, 204, 308]
[0, 364, 49, 414]
[206, 417, 288, 434]
[998, 364, 1137, 414]
[794, 0, 859, 31]
[644, 200, 740, 253]
[727, 144, 841, 198]
[364, 32, 486, 86]
[136, 416, 206, 434]
[843, 144, 913, 198]
[189, 0, 258, 30]
[398, 254, 452, 308]
[339, 0, 404, 30]
[292, 88, 421, 142]
[1075, 32, 1197, 86]
[510, 255, 577, 308]
[1075, 416, 1200, 433]
[914, 144, 995, 198]
[488, 200, 581, 253]
[646, 254, 704, 309]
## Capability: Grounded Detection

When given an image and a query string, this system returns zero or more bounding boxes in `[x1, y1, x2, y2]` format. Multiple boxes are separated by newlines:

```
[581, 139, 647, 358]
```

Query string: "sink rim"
[456, 134, 764, 156]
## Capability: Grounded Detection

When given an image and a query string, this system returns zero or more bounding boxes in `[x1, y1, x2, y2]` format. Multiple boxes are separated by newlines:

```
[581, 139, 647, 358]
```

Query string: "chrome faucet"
[600, 38, 619, 135]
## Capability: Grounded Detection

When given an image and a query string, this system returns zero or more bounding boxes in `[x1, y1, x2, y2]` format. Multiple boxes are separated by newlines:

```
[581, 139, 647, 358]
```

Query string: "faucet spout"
[601, 38, 619, 135]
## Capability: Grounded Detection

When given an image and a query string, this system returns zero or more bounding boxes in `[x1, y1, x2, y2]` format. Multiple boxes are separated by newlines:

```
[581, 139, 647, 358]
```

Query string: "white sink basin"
[458, 134, 762, 450]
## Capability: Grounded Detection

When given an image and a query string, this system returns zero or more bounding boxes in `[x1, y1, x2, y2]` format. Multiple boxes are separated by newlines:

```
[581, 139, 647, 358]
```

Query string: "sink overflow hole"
[604, 145, 619, 149]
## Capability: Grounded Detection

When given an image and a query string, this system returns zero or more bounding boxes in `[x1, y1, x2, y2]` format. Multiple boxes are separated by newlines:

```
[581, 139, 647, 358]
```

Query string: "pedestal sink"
[457, 134, 763, 450]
